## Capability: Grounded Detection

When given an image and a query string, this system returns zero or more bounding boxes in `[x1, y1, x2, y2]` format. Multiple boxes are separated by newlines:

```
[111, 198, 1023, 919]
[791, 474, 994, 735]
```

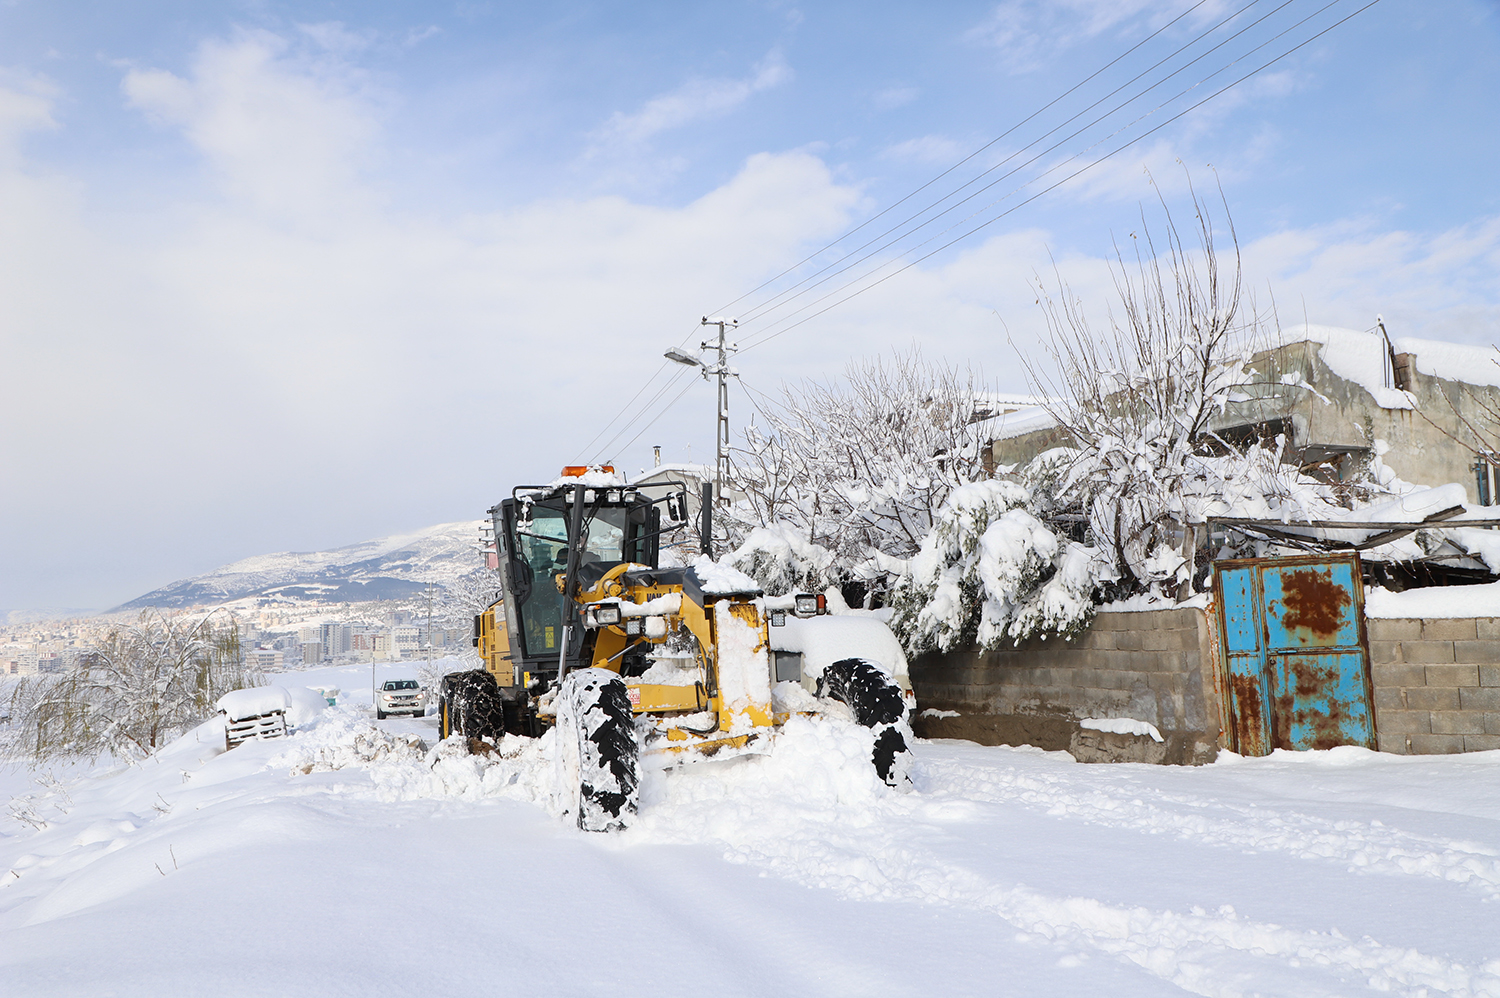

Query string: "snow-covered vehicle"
[217, 685, 329, 749]
[439, 466, 915, 831]
[372, 671, 426, 719]
[217, 686, 292, 749]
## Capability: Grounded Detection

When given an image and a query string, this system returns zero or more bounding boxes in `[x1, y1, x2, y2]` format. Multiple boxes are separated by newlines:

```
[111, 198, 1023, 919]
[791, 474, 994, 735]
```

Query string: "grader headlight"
[586, 604, 623, 628]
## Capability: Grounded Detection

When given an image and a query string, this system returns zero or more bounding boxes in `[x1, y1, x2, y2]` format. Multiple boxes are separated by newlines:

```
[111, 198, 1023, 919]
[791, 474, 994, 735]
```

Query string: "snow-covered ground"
[4, 665, 1500, 997]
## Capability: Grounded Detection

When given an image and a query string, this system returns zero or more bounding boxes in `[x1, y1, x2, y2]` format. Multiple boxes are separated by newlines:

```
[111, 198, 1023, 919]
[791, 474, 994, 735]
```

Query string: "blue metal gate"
[1212, 553, 1375, 755]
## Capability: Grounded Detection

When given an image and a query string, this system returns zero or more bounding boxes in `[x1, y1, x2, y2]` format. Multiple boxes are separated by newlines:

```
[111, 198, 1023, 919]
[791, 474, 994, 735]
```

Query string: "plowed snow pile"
[4, 690, 1500, 997]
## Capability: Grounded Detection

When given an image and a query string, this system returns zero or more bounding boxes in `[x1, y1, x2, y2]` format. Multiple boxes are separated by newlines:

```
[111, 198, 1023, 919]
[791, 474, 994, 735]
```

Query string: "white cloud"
[121, 29, 383, 221]
[0, 70, 58, 163]
[872, 86, 919, 111]
[1242, 216, 1500, 342]
[881, 135, 968, 166]
[2, 26, 1496, 609]
[0, 35, 855, 606]
[591, 51, 792, 148]
[297, 21, 378, 54]
[970, 0, 1231, 72]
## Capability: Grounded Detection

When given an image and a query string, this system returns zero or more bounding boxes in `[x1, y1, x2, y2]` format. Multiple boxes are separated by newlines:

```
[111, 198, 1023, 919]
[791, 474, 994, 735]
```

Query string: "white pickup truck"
[373, 675, 427, 719]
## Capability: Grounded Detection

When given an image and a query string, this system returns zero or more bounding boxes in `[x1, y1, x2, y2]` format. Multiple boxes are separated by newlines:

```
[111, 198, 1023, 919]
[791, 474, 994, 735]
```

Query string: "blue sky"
[2, 0, 1497, 609]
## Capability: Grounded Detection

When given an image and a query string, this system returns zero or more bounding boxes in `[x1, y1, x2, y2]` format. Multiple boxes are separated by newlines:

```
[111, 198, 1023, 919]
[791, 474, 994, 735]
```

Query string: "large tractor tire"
[440, 670, 508, 742]
[554, 668, 640, 832]
[817, 658, 914, 788]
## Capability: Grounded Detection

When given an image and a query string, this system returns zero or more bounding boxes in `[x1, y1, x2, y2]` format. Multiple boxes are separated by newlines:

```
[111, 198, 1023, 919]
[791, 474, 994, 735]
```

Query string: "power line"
[711, 0, 1223, 318]
[581, 0, 1382, 464]
[600, 371, 704, 465]
[735, 0, 1384, 355]
[579, 2, 1230, 459]
[734, 0, 1366, 346]
[589, 364, 697, 463]
[733, 0, 1317, 334]
[578, 319, 704, 460]
[731, 0, 1275, 328]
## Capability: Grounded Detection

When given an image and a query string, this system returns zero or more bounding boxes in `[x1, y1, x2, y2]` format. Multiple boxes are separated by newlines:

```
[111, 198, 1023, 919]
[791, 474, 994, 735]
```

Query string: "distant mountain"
[115, 521, 487, 611]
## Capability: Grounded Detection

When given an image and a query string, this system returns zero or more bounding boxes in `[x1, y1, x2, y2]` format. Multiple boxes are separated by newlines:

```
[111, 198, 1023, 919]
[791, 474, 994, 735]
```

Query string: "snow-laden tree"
[722, 524, 838, 596]
[724, 351, 992, 598]
[1021, 182, 1309, 596]
[888, 480, 1111, 653]
[5, 612, 259, 763]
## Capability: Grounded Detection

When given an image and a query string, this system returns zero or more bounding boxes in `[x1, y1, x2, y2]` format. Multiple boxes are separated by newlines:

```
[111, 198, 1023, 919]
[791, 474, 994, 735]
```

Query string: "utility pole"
[664, 317, 738, 503]
[702, 316, 736, 501]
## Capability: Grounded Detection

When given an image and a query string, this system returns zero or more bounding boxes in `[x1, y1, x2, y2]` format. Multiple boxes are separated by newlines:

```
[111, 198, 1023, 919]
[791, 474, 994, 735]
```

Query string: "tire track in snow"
[628, 722, 1500, 998]
[639, 787, 1500, 998]
[927, 755, 1500, 900]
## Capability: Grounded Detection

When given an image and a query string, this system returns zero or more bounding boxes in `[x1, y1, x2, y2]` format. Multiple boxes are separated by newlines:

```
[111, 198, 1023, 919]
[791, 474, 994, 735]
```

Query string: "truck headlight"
[794, 594, 818, 618]
[625, 618, 643, 636]
[588, 604, 622, 627]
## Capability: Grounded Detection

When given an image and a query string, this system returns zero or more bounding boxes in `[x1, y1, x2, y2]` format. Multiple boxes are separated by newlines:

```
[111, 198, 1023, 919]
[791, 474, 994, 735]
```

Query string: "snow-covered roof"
[989, 404, 1061, 441]
[1286, 324, 1500, 410]
[989, 327, 1500, 445]
[630, 463, 710, 485]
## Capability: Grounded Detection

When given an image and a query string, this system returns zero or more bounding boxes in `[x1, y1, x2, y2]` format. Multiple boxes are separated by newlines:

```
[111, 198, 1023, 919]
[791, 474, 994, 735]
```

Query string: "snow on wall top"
[1365, 581, 1500, 618]
[1080, 717, 1164, 742]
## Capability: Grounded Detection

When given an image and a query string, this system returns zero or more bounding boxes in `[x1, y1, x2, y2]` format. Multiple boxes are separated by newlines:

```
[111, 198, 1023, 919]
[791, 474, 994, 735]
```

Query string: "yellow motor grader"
[438, 467, 914, 831]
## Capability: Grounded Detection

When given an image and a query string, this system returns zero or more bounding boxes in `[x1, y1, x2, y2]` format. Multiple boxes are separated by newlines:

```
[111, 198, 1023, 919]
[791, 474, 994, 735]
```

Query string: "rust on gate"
[1228, 669, 1268, 756]
[1278, 569, 1351, 639]
[1275, 658, 1349, 750]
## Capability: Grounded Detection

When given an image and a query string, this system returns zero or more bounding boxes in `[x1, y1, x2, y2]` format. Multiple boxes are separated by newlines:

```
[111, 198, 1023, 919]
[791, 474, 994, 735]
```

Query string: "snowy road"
[3, 672, 1499, 996]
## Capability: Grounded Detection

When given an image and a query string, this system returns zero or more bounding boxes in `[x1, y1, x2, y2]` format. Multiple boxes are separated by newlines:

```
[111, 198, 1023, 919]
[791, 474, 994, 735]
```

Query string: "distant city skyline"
[2, 0, 1497, 608]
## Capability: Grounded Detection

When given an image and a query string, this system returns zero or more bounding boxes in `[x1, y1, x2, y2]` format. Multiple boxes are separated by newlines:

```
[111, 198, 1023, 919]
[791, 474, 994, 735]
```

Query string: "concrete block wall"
[1367, 617, 1500, 754]
[910, 607, 1221, 765]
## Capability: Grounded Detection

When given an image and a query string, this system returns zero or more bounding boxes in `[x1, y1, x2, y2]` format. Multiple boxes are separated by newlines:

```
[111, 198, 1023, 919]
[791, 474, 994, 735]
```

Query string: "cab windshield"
[511, 503, 632, 658]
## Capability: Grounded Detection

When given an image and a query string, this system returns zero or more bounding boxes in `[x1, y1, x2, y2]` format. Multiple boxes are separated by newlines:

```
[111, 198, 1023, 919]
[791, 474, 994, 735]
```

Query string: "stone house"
[989, 324, 1500, 495]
